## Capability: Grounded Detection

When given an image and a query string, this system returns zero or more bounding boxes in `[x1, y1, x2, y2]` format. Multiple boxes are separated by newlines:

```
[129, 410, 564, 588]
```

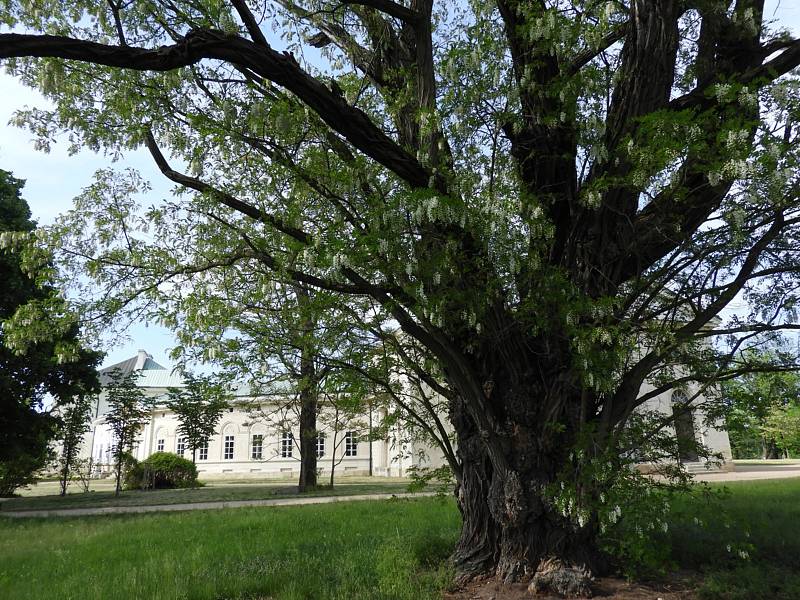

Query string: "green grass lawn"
[0, 477, 413, 512]
[667, 478, 800, 599]
[0, 497, 459, 600]
[2, 479, 799, 599]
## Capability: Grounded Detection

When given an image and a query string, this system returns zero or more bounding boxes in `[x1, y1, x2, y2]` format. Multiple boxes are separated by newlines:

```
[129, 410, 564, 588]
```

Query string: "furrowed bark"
[296, 288, 319, 492]
[448, 341, 608, 584]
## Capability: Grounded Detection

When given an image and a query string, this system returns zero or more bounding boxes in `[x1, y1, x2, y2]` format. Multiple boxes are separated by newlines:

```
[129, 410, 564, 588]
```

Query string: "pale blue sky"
[0, 2, 798, 369]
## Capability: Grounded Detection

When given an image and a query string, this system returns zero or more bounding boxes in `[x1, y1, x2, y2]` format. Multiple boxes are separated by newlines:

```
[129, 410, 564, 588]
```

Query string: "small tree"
[56, 394, 92, 496]
[166, 373, 230, 465]
[73, 456, 95, 493]
[318, 379, 368, 488]
[104, 368, 150, 496]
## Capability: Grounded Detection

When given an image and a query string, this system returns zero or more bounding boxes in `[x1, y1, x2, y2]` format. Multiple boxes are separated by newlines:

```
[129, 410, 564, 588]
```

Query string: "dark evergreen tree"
[0, 169, 101, 495]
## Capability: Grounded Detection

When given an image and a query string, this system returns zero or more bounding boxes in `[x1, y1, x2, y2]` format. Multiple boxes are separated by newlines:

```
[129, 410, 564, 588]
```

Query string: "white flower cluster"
[722, 158, 754, 180]
[302, 247, 315, 267]
[590, 143, 608, 164]
[576, 510, 589, 528]
[713, 83, 735, 103]
[0, 230, 30, 248]
[190, 158, 203, 176]
[205, 344, 221, 360]
[593, 328, 613, 346]
[732, 7, 757, 35]
[526, 9, 558, 42]
[608, 506, 622, 523]
[332, 253, 350, 271]
[583, 190, 602, 208]
[219, 11, 239, 34]
[771, 166, 794, 188]
[738, 87, 758, 109]
[461, 310, 478, 328]
[725, 129, 750, 150]
[410, 195, 466, 228]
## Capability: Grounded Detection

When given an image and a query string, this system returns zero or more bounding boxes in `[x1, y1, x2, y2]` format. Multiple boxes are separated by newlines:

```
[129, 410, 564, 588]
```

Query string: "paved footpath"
[0, 491, 437, 519]
[694, 462, 800, 483]
[4, 463, 799, 519]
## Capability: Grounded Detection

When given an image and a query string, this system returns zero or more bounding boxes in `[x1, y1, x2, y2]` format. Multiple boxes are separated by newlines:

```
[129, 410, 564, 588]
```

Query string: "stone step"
[682, 461, 722, 474]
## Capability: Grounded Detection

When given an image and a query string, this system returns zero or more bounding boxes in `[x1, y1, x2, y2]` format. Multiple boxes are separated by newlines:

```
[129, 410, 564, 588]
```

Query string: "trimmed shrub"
[124, 452, 198, 490]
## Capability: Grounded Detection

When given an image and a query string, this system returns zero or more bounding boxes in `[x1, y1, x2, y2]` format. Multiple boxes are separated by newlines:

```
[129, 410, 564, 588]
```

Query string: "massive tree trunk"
[450, 389, 606, 585]
[438, 318, 613, 589]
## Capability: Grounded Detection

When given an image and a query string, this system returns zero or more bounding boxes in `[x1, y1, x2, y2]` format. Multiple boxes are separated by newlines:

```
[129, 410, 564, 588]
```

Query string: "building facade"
[83, 350, 434, 478]
[83, 350, 733, 479]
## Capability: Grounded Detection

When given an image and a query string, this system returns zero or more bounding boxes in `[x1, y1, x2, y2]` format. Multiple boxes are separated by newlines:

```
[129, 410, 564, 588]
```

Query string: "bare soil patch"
[444, 572, 697, 600]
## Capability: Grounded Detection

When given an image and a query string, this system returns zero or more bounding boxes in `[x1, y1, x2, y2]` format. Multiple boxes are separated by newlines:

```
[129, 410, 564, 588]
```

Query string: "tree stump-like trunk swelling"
[453, 445, 605, 586]
[449, 365, 607, 589]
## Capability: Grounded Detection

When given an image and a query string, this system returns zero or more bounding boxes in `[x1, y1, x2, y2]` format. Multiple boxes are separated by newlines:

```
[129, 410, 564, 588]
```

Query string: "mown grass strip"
[0, 497, 459, 600]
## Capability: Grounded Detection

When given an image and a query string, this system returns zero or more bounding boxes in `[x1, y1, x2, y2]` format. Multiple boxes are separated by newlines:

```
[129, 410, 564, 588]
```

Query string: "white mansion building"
[82, 350, 435, 478]
[82, 350, 733, 479]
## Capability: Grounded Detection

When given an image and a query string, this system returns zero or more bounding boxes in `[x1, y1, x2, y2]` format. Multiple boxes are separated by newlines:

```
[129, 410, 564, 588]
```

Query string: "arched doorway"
[672, 391, 698, 462]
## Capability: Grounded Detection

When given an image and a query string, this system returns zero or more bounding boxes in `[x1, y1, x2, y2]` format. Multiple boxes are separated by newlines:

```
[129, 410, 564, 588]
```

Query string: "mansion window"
[176, 437, 185, 457]
[157, 439, 165, 452]
[316, 433, 325, 458]
[251, 434, 263, 460]
[224, 435, 235, 460]
[198, 440, 209, 461]
[281, 431, 293, 458]
[345, 431, 358, 457]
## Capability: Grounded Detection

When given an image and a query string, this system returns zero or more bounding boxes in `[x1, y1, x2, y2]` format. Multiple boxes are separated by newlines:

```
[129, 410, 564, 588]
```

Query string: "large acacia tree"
[2, 0, 800, 587]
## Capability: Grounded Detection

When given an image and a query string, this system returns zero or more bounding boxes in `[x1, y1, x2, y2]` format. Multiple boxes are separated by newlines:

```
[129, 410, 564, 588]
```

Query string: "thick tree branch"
[0, 31, 432, 189]
[608, 211, 789, 427]
[564, 21, 628, 77]
[144, 130, 313, 244]
[670, 38, 800, 113]
[229, 0, 270, 47]
[341, 0, 419, 23]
